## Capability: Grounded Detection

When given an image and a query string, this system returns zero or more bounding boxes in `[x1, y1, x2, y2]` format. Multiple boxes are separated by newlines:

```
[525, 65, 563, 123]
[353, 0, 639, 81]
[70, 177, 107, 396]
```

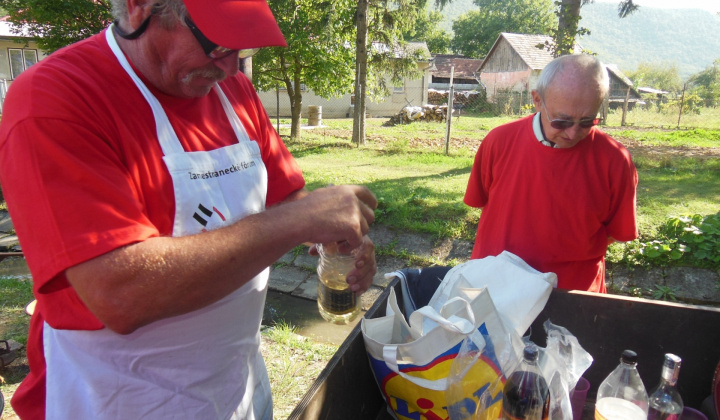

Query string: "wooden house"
[477, 32, 640, 108]
[605, 63, 643, 109]
[429, 54, 483, 90]
[477, 33, 558, 103]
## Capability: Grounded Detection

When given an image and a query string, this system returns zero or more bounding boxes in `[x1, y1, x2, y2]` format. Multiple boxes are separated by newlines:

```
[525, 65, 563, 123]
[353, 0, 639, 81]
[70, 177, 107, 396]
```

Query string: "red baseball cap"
[184, 0, 287, 50]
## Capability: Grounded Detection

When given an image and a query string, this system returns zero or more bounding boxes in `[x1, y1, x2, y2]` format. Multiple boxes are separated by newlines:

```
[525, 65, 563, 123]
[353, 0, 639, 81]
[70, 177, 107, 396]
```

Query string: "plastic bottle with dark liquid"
[502, 344, 551, 420]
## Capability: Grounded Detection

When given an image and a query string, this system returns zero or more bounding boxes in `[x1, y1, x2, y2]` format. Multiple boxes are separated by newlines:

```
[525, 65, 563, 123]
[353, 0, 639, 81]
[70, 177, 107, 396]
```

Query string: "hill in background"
[432, 0, 720, 79]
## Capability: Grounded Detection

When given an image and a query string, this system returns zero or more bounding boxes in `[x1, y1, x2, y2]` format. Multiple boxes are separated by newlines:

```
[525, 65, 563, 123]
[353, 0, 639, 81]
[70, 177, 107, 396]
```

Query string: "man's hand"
[286, 185, 378, 249]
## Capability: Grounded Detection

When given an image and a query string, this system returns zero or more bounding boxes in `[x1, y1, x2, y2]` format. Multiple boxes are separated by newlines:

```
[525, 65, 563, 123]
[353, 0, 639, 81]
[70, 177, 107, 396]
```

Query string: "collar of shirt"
[532, 112, 556, 148]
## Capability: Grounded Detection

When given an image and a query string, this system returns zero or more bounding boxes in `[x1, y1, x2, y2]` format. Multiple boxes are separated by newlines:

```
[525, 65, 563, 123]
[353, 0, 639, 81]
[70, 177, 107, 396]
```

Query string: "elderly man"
[464, 54, 638, 292]
[0, 0, 377, 418]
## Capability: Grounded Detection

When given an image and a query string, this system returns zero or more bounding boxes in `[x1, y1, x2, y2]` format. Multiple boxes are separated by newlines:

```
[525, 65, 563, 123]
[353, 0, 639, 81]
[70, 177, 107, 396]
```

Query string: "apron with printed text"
[41, 27, 272, 420]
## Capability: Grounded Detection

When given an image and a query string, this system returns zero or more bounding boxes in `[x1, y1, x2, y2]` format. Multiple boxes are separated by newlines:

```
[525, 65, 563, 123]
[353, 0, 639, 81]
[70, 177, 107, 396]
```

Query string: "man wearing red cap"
[0, 0, 377, 418]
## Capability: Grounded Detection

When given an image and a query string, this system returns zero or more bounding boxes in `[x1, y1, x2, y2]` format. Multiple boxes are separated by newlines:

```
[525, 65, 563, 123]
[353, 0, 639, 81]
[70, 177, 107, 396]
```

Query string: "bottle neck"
[661, 366, 680, 386]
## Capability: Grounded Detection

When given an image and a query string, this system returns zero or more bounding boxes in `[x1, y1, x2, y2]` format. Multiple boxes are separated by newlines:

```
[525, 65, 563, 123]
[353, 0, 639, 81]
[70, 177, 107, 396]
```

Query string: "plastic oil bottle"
[595, 349, 649, 420]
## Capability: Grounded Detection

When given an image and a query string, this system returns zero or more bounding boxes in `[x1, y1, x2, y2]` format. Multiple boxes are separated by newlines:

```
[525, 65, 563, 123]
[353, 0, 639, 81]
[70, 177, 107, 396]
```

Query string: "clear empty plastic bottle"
[502, 344, 551, 420]
[595, 349, 649, 420]
[648, 353, 683, 420]
[316, 242, 360, 324]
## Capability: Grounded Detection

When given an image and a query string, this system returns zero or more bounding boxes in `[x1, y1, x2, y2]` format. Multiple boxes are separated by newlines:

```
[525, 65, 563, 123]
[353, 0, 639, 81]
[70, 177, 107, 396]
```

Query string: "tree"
[403, 9, 452, 55]
[451, 0, 555, 59]
[252, 0, 357, 140]
[352, 0, 429, 145]
[627, 62, 683, 93]
[554, 0, 638, 56]
[689, 58, 720, 107]
[0, 0, 112, 53]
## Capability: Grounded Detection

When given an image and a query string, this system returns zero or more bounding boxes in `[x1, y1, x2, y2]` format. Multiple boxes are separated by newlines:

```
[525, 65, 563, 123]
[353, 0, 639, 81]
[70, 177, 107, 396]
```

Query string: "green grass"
[260, 321, 337, 419]
[287, 114, 720, 271]
[0, 274, 34, 419]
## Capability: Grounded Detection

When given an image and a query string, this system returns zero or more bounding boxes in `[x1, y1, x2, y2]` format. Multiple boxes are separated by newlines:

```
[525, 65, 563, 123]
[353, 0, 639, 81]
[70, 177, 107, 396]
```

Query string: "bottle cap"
[621, 349, 638, 364]
[523, 344, 540, 362]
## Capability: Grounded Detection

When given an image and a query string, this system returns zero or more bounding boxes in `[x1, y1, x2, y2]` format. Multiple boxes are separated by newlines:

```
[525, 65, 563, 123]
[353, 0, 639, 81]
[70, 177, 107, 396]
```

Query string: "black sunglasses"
[542, 101, 601, 130]
[184, 16, 259, 60]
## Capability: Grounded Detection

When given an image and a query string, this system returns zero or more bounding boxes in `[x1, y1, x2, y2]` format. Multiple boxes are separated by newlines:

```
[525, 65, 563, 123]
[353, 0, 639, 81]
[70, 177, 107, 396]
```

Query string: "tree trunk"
[240, 57, 252, 81]
[289, 72, 303, 140]
[352, 0, 369, 146]
[621, 86, 630, 126]
[555, 0, 581, 56]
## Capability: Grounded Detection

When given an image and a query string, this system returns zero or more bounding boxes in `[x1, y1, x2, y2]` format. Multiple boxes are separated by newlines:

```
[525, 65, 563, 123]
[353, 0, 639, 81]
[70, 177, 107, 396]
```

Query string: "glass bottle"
[316, 242, 360, 324]
[648, 353, 683, 420]
[595, 349, 649, 420]
[502, 344, 551, 420]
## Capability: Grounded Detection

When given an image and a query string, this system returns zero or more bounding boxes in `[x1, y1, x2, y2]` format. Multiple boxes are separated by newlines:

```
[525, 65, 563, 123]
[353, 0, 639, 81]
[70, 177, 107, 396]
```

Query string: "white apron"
[42, 27, 272, 420]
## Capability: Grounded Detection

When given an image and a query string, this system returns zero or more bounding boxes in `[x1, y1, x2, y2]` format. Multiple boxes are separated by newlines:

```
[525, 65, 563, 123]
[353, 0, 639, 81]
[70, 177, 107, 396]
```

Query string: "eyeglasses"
[542, 101, 601, 130]
[184, 16, 260, 60]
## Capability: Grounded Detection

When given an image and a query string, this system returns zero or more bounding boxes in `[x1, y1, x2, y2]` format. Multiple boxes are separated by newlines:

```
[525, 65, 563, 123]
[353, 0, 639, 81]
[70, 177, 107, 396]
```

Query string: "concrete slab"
[268, 265, 310, 293]
[607, 265, 664, 295]
[294, 251, 319, 270]
[292, 274, 319, 300]
[0, 211, 13, 233]
[273, 252, 295, 266]
[0, 234, 20, 251]
[665, 267, 720, 304]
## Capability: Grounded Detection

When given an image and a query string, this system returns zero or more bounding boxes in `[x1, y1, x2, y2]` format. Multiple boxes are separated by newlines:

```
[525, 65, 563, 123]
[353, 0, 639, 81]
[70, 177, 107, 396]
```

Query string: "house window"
[393, 83, 404, 94]
[9, 48, 38, 79]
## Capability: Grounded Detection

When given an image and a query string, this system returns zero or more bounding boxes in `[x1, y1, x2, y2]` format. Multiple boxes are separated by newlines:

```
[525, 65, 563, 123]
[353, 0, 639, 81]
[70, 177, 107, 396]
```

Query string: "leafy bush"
[634, 211, 720, 267]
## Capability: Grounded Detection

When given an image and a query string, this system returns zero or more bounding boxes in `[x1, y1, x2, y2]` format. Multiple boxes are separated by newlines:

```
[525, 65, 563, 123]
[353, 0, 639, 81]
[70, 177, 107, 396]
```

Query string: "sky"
[595, 0, 720, 14]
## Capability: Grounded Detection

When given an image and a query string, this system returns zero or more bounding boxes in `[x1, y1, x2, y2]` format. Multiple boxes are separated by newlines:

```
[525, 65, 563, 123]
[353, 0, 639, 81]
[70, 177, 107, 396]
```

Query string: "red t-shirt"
[464, 115, 638, 292]
[0, 29, 304, 419]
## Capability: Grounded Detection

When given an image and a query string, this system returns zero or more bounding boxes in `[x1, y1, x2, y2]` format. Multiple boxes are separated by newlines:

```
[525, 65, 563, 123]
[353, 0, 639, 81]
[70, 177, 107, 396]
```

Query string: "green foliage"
[634, 212, 720, 268]
[404, 9, 452, 54]
[659, 93, 704, 115]
[651, 284, 678, 302]
[627, 62, 683, 93]
[253, 0, 357, 139]
[0, 0, 112, 52]
[12, 1, 107, 49]
[689, 59, 720, 108]
[450, 0, 555, 58]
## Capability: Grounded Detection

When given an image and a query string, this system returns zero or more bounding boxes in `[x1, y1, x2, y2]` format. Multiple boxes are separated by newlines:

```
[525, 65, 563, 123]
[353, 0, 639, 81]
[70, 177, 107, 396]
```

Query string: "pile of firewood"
[383, 105, 448, 126]
[428, 89, 484, 108]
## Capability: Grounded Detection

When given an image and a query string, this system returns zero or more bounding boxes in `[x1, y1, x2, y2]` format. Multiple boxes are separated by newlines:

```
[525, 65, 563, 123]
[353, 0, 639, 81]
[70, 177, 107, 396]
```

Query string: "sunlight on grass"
[261, 321, 337, 420]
